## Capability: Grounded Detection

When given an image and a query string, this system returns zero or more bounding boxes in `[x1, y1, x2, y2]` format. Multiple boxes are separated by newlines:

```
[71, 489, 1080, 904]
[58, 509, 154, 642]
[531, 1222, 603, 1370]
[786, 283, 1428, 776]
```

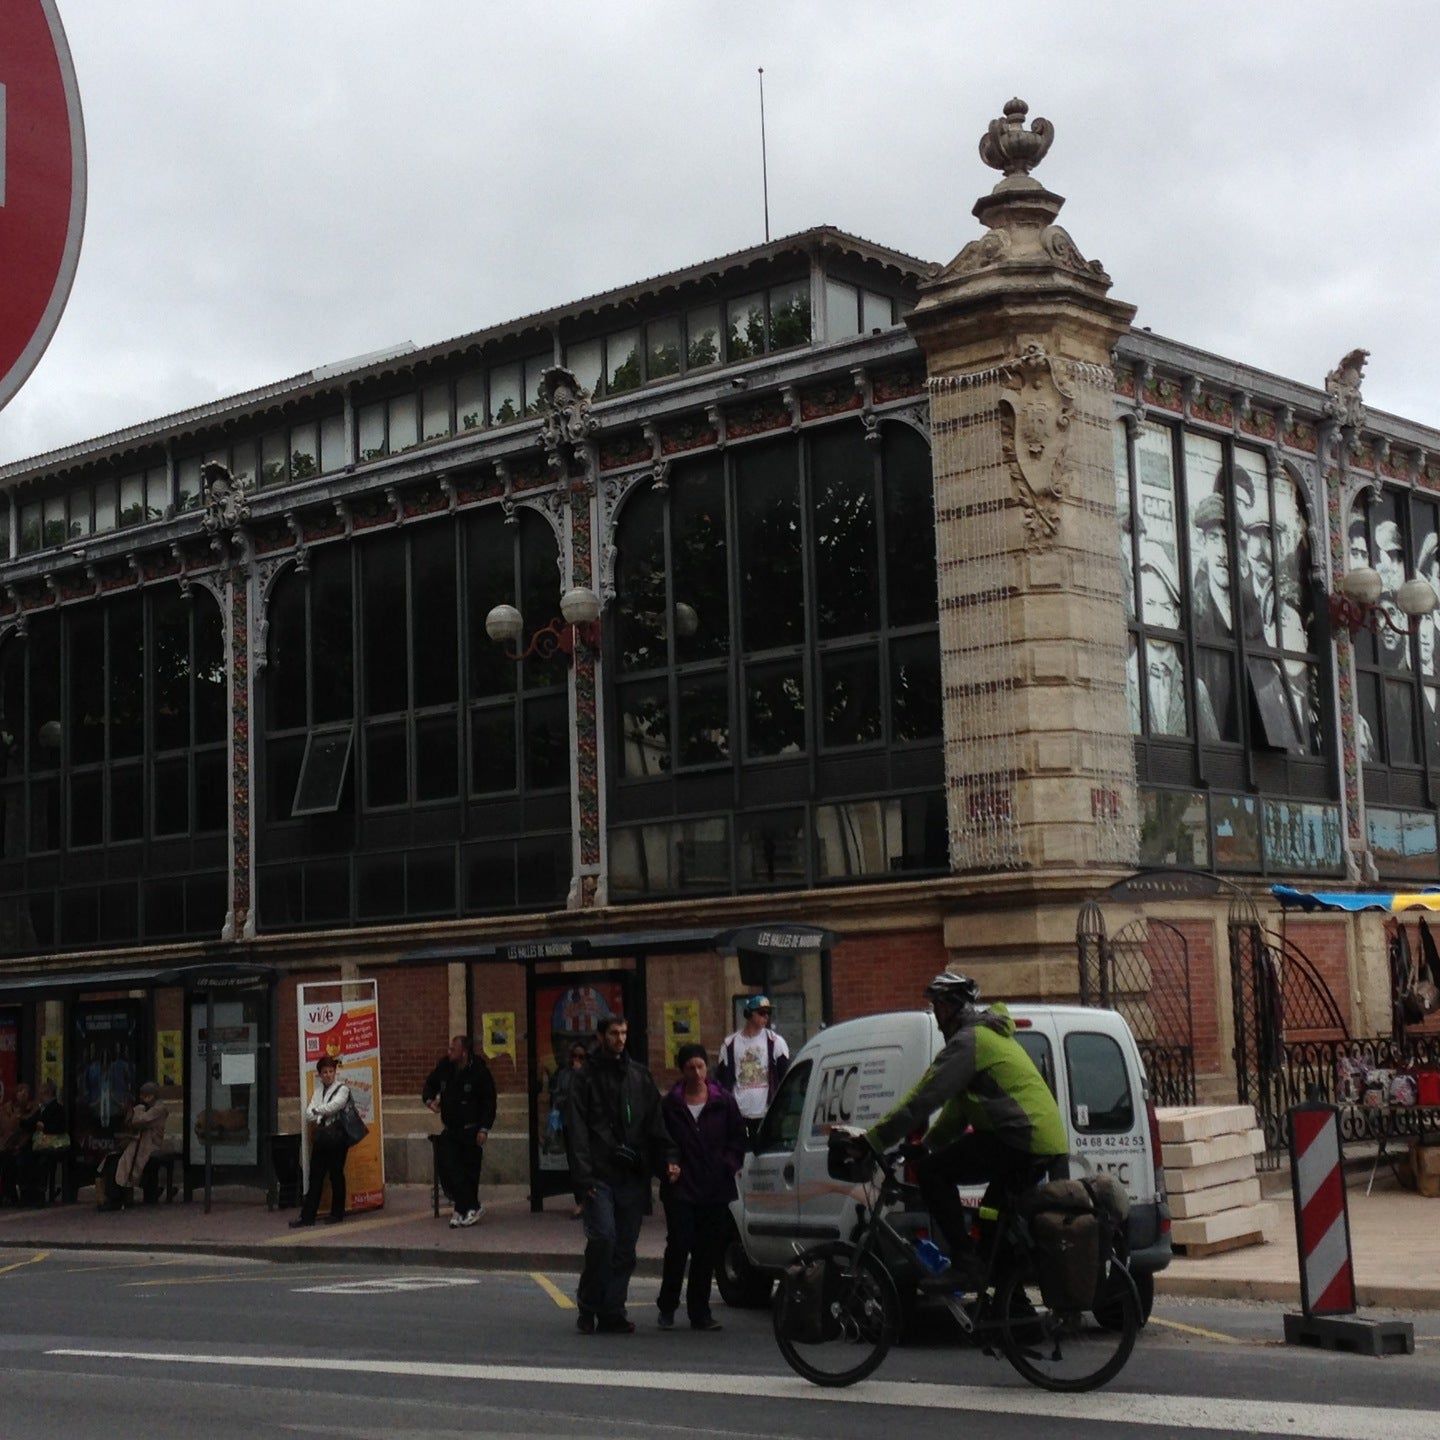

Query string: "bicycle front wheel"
[772, 1241, 900, 1388]
[996, 1257, 1138, 1392]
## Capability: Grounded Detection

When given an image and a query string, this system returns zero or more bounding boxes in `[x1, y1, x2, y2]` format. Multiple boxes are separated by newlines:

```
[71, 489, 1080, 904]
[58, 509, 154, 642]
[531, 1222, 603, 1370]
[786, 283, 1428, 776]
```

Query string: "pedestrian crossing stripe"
[292, 1276, 482, 1294]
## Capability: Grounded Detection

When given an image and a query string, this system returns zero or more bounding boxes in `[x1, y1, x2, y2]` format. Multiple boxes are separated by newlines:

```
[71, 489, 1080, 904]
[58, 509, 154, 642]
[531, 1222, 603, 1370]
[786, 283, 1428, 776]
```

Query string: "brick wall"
[1288, 919, 1352, 1038]
[1166, 918, 1223, 1077]
[470, 963, 528, 1098]
[360, 963, 450, 1102]
[831, 928, 951, 1023]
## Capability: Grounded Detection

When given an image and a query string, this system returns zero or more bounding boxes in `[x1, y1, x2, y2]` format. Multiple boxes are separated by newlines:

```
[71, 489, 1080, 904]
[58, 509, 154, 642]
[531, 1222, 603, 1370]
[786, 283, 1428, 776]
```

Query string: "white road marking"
[42, 1349, 1440, 1438]
[291, 1276, 482, 1295]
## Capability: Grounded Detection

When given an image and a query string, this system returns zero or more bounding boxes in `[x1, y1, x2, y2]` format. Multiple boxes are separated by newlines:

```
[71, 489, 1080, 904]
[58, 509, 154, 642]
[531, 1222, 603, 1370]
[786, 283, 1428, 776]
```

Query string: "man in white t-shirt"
[715, 996, 790, 1142]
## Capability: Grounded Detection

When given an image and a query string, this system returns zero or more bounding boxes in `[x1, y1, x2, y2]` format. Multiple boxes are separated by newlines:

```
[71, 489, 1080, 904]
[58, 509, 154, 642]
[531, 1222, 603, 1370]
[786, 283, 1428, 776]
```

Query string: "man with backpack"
[715, 995, 790, 1143]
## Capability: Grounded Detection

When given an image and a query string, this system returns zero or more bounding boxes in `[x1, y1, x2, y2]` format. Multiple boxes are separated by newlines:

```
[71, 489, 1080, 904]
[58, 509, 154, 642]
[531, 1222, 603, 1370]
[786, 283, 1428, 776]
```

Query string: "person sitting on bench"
[102, 1082, 169, 1211]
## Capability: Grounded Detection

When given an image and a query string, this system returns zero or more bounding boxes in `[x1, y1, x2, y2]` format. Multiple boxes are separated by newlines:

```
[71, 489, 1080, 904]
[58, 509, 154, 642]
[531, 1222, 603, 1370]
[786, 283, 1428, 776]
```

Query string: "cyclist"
[840, 973, 1067, 1287]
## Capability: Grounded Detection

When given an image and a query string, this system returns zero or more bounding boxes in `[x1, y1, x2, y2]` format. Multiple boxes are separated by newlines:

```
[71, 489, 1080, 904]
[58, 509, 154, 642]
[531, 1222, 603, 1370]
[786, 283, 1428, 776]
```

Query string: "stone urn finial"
[979, 98, 1054, 181]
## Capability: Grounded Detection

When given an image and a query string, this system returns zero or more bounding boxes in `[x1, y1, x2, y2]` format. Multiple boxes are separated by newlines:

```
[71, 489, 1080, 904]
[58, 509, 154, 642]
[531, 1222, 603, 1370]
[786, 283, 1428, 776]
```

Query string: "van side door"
[1062, 1026, 1150, 1206]
[798, 1044, 910, 1244]
[740, 1058, 812, 1270]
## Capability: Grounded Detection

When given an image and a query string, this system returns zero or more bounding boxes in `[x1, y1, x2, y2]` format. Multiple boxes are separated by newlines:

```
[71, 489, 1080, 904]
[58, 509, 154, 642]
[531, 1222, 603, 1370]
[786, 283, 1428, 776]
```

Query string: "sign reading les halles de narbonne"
[0, 0, 86, 413]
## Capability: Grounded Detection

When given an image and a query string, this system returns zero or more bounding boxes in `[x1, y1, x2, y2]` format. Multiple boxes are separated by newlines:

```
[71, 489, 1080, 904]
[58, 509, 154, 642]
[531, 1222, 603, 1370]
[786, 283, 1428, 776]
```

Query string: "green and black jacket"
[866, 1003, 1067, 1158]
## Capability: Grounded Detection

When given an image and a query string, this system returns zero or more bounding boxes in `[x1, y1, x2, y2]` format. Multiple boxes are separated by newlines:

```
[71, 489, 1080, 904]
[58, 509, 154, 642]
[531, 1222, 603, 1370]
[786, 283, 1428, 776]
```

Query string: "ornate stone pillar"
[537, 369, 605, 909]
[907, 99, 1138, 877]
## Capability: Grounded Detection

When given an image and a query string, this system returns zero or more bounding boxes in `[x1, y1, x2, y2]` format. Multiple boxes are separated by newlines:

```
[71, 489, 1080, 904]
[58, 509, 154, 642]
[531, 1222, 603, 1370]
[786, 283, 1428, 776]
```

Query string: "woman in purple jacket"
[655, 1043, 746, 1331]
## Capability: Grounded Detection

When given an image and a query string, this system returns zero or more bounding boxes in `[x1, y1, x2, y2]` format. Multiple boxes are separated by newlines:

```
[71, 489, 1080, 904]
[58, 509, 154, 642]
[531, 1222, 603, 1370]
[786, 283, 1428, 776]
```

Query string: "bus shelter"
[0, 959, 277, 1212]
[399, 921, 836, 1209]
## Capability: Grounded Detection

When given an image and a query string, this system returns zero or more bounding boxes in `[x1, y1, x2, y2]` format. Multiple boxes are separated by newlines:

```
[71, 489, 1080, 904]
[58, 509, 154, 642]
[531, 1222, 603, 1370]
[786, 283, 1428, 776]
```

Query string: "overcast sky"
[2, 1, 1437, 465]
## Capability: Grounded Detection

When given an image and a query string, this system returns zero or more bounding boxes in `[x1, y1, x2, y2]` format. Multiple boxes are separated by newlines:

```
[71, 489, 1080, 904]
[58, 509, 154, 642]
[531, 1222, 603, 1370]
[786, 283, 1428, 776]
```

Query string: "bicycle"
[772, 1141, 1140, 1392]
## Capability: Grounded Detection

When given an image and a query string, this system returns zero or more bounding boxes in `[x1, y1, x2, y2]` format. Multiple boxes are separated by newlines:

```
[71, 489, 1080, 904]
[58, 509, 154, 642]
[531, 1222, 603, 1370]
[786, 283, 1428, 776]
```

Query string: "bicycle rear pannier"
[1031, 1209, 1102, 1312]
[777, 1255, 841, 1344]
[1023, 1177, 1094, 1217]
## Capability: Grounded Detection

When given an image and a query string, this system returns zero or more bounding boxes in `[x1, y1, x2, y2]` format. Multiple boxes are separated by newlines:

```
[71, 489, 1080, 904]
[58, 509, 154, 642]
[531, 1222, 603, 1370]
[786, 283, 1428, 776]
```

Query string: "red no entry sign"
[0, 0, 86, 413]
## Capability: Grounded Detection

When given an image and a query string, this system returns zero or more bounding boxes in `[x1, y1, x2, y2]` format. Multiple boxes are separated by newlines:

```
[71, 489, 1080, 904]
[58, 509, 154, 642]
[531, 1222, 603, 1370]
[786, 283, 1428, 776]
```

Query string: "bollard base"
[1283, 1312, 1415, 1356]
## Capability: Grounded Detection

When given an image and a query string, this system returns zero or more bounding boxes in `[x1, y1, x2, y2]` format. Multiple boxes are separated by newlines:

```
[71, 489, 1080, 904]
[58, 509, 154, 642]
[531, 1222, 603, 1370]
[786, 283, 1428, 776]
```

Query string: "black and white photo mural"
[1117, 419, 1337, 876]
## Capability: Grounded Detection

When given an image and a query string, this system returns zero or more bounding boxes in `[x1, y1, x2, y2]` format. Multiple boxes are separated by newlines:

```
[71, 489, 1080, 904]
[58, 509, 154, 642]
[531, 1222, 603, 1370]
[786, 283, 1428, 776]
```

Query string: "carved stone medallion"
[999, 343, 1074, 551]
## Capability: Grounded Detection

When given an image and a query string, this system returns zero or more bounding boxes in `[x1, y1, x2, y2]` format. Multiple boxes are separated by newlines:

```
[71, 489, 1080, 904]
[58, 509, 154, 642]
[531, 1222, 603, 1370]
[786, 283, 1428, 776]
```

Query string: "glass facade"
[0, 586, 228, 952]
[1117, 418, 1341, 875]
[607, 422, 945, 899]
[257, 507, 571, 928]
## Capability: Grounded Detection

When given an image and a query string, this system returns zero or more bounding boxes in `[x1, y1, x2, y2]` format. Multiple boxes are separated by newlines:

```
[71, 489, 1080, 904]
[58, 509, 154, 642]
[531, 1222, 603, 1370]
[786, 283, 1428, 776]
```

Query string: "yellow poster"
[482, 1011, 515, 1064]
[664, 1000, 701, 1069]
[40, 1033, 63, 1093]
[156, 1030, 182, 1088]
[297, 982, 385, 1213]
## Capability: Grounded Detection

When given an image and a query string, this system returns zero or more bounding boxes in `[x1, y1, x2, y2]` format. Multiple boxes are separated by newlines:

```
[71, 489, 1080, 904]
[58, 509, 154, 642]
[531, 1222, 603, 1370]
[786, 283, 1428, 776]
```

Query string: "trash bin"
[269, 1133, 301, 1211]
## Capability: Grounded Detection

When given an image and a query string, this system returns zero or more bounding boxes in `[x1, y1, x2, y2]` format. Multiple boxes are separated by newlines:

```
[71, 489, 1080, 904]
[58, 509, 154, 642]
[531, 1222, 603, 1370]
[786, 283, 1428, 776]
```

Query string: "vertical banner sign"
[482, 1012, 515, 1064]
[1287, 1102, 1357, 1317]
[0, 0, 88, 413]
[296, 981, 384, 1213]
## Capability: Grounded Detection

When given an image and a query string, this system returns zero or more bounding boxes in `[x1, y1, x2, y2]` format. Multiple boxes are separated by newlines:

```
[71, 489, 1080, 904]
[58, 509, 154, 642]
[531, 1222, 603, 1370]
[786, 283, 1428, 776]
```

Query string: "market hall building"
[1, 97, 1436, 1188]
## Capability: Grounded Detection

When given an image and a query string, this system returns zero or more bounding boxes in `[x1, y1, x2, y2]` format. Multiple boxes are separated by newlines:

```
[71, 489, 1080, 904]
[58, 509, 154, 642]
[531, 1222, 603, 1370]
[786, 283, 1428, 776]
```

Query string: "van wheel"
[1095, 1268, 1153, 1330]
[718, 1231, 775, 1309]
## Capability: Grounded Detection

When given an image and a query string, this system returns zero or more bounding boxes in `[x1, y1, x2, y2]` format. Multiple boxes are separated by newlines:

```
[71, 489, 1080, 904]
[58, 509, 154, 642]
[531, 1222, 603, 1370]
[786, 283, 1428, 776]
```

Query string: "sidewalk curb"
[1156, 1273, 1440, 1310]
[0, 1236, 662, 1278]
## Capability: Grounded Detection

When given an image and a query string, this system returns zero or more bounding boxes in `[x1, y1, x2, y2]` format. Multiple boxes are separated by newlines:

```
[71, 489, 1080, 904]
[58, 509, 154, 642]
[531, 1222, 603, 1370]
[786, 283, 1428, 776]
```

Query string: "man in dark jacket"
[565, 1012, 679, 1334]
[422, 1035, 497, 1229]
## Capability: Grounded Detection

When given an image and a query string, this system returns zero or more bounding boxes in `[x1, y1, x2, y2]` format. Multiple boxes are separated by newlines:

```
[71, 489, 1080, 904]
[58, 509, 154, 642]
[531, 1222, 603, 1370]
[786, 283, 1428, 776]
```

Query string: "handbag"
[340, 1095, 369, 1147]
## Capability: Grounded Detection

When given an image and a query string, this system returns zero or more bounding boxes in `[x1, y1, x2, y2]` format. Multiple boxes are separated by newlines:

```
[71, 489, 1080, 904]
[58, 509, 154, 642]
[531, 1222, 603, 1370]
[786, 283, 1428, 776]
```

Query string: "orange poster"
[296, 981, 385, 1213]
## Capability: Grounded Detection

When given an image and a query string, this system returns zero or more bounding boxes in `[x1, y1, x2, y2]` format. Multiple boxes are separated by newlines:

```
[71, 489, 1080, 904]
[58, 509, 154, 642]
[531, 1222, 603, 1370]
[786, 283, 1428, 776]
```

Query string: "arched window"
[258, 508, 570, 927]
[0, 584, 228, 953]
[1118, 422, 1338, 874]
[607, 421, 944, 898]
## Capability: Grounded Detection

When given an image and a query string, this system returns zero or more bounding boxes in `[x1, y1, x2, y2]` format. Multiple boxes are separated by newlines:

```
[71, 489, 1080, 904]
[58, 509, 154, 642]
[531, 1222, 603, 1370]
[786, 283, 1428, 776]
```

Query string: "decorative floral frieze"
[658, 416, 719, 455]
[799, 383, 863, 421]
[598, 431, 650, 471]
[1114, 369, 1137, 399]
[872, 365, 926, 403]
[1142, 377, 1181, 411]
[725, 397, 790, 440]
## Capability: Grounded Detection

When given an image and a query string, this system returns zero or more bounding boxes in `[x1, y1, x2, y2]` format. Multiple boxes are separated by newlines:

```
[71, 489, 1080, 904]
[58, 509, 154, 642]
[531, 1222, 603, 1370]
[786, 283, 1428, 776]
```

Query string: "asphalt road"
[3, 1249, 1440, 1439]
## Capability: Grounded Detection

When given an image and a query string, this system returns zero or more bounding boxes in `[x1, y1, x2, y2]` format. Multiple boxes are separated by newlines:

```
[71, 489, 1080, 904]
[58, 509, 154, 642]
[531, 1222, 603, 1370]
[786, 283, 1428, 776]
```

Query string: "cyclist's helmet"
[923, 972, 980, 1009]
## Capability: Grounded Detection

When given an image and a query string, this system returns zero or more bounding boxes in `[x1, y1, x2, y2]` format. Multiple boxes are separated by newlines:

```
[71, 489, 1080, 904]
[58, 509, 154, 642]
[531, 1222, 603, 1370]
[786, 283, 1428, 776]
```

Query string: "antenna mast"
[758, 67, 770, 243]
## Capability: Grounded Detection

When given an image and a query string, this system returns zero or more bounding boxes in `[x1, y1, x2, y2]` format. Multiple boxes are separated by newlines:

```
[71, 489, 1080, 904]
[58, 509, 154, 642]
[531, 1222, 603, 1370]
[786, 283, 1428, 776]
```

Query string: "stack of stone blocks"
[1158, 1104, 1278, 1256]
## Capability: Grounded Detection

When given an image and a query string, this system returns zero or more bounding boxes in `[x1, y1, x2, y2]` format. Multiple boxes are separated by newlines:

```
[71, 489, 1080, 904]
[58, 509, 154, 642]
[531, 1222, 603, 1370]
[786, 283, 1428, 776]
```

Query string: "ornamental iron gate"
[1228, 889, 1350, 1161]
[1076, 896, 1196, 1106]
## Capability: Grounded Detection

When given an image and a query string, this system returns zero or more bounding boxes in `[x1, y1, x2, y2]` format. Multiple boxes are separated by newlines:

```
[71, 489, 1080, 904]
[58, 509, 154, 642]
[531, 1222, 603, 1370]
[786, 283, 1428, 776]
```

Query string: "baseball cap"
[743, 995, 773, 1016]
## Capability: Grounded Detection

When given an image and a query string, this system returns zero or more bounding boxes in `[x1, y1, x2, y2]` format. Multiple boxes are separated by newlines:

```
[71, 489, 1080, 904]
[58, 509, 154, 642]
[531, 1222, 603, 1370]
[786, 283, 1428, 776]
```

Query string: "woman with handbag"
[290, 1055, 352, 1228]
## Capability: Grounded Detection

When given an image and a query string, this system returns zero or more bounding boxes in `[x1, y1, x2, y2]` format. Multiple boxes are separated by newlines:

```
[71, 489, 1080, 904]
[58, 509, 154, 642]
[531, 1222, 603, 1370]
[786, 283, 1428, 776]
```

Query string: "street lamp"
[1328, 566, 1439, 638]
[485, 585, 603, 664]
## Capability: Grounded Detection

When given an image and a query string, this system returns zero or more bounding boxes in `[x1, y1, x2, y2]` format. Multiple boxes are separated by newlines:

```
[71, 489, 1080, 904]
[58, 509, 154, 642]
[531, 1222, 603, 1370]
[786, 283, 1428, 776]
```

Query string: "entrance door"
[187, 992, 264, 1170]
[529, 970, 635, 1207]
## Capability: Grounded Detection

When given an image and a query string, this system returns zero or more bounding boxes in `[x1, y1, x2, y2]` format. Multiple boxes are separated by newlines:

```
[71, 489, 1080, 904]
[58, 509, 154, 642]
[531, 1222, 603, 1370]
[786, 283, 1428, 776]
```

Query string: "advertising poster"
[188, 1004, 259, 1168]
[0, 1009, 18, 1105]
[534, 979, 623, 1173]
[296, 981, 384, 1212]
[663, 1000, 700, 1069]
[482, 1012, 515, 1065]
[72, 1002, 142, 1164]
[40, 1033, 63, 1095]
[156, 1029, 182, 1089]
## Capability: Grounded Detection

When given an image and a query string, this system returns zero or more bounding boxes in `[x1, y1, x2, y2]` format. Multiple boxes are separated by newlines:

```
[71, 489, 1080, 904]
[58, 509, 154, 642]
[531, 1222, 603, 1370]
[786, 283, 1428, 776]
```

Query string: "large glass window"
[607, 422, 943, 898]
[0, 585, 227, 953]
[259, 508, 570, 929]
[1118, 420, 1332, 874]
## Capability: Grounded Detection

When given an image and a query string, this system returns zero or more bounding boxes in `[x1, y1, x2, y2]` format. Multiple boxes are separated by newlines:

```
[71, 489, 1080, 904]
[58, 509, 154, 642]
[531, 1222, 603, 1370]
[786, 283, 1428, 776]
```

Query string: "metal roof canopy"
[0, 959, 276, 1000]
[398, 921, 837, 968]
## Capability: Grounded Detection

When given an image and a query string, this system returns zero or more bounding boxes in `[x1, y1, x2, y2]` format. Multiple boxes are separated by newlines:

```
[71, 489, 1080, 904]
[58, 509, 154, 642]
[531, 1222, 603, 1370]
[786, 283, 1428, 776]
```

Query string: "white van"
[721, 1004, 1170, 1319]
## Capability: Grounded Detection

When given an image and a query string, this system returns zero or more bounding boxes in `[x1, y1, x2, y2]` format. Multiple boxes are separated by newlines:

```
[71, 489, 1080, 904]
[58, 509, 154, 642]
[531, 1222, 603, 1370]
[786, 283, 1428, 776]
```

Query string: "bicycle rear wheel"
[773, 1241, 899, 1387]
[996, 1257, 1138, 1392]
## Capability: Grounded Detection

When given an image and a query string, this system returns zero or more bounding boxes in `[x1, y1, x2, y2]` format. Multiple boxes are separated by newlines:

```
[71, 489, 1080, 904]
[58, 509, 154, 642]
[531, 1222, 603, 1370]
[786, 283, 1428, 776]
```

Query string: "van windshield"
[755, 1059, 811, 1153]
[1064, 1031, 1135, 1133]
